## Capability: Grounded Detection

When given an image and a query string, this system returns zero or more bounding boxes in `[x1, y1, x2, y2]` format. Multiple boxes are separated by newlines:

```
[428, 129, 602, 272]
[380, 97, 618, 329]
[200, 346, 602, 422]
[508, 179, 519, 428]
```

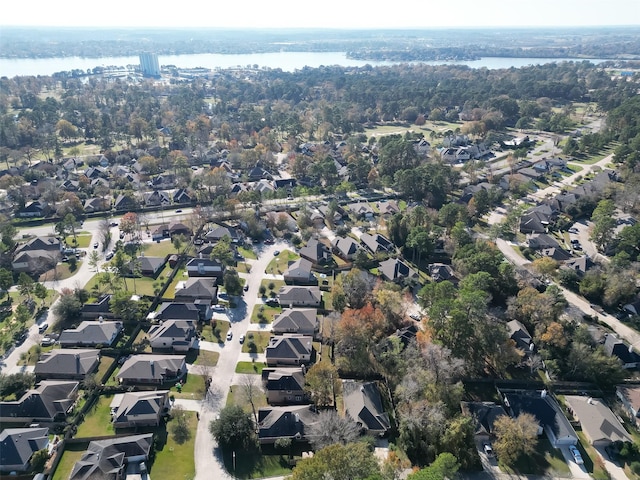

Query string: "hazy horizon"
[3, 0, 640, 29]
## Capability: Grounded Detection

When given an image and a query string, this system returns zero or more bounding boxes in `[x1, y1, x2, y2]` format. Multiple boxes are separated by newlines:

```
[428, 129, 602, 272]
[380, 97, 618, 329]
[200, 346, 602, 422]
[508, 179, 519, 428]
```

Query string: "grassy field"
[39, 262, 82, 282]
[75, 394, 115, 438]
[170, 373, 206, 400]
[235, 361, 266, 375]
[220, 448, 295, 479]
[85, 263, 172, 298]
[238, 246, 257, 260]
[141, 239, 179, 257]
[65, 234, 92, 248]
[201, 320, 231, 343]
[265, 250, 299, 275]
[164, 267, 187, 299]
[151, 412, 197, 480]
[95, 356, 115, 383]
[51, 443, 89, 480]
[259, 279, 285, 297]
[250, 304, 283, 324]
[242, 331, 272, 354]
[193, 349, 219, 367]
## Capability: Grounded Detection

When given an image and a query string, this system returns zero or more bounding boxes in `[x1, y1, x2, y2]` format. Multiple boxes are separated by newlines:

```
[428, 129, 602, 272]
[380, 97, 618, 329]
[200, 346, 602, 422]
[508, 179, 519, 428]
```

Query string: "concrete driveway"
[559, 446, 590, 479]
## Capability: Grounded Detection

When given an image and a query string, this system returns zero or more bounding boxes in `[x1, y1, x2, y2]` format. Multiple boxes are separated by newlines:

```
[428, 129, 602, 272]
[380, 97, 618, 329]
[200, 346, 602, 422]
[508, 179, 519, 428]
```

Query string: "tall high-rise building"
[139, 52, 160, 77]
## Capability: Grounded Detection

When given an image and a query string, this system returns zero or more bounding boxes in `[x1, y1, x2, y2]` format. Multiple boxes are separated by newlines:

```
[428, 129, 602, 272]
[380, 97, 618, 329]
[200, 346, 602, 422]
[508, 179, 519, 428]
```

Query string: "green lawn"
[95, 356, 115, 383]
[235, 361, 266, 375]
[202, 320, 231, 343]
[259, 279, 285, 297]
[193, 349, 219, 367]
[75, 394, 115, 438]
[151, 412, 197, 480]
[65, 234, 92, 248]
[265, 250, 299, 275]
[170, 373, 206, 400]
[164, 267, 187, 299]
[242, 331, 272, 354]
[85, 263, 172, 298]
[226, 384, 268, 412]
[238, 246, 257, 259]
[51, 443, 89, 480]
[220, 449, 294, 479]
[250, 304, 283, 324]
[39, 262, 82, 282]
[577, 432, 610, 480]
[141, 239, 179, 258]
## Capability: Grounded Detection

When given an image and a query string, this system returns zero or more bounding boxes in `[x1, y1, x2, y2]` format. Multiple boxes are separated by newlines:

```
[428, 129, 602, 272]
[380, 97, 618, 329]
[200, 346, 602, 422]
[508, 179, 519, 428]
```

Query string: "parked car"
[273, 250, 280, 256]
[213, 305, 226, 312]
[483, 443, 494, 457]
[568, 227, 579, 234]
[243, 285, 249, 292]
[569, 445, 583, 465]
[175, 209, 182, 213]
[38, 323, 49, 334]
[226, 331, 233, 341]
[93, 242, 99, 249]
[105, 251, 114, 260]
[239, 334, 245, 344]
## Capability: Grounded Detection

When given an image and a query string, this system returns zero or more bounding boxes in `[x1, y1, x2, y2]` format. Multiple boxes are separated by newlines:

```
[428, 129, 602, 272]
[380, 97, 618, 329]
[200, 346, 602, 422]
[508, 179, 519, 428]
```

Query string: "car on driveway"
[239, 334, 245, 344]
[93, 242, 99, 249]
[38, 323, 49, 334]
[105, 251, 114, 260]
[226, 331, 233, 341]
[483, 443, 494, 457]
[569, 445, 583, 464]
[568, 227, 579, 234]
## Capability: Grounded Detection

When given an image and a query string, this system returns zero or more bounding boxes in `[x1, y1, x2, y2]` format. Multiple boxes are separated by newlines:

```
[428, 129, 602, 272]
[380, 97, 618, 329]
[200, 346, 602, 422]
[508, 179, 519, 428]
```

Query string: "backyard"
[75, 394, 115, 438]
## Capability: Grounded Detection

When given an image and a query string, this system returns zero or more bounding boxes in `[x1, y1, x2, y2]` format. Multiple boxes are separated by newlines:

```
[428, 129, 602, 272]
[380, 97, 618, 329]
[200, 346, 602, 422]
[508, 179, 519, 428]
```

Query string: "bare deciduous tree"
[306, 410, 360, 450]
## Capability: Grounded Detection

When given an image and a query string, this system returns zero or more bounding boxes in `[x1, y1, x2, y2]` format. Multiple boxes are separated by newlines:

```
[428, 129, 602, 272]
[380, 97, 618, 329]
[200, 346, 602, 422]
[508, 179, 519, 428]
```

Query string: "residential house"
[378, 258, 418, 284]
[117, 354, 187, 385]
[278, 286, 322, 308]
[34, 349, 100, 381]
[395, 324, 419, 347]
[11, 249, 60, 274]
[83, 197, 110, 213]
[110, 391, 171, 428]
[283, 259, 318, 286]
[168, 221, 192, 237]
[520, 209, 553, 234]
[299, 239, 332, 266]
[623, 297, 640, 317]
[114, 194, 138, 211]
[148, 320, 197, 352]
[0, 380, 79, 423]
[507, 320, 534, 354]
[342, 380, 391, 437]
[499, 173, 532, 191]
[564, 395, 632, 447]
[15, 236, 61, 255]
[186, 256, 226, 280]
[80, 294, 117, 320]
[59, 321, 123, 347]
[331, 236, 360, 261]
[272, 309, 318, 337]
[377, 200, 400, 216]
[0, 428, 49, 474]
[173, 188, 193, 204]
[130, 256, 166, 277]
[174, 277, 218, 306]
[151, 302, 200, 323]
[616, 385, 640, 428]
[261, 367, 308, 405]
[69, 434, 153, 480]
[460, 401, 508, 438]
[360, 232, 394, 255]
[150, 173, 176, 190]
[347, 202, 375, 220]
[265, 334, 313, 367]
[257, 405, 319, 444]
[604, 334, 640, 369]
[527, 233, 560, 250]
[142, 190, 170, 207]
[441, 147, 471, 164]
[540, 247, 572, 262]
[318, 205, 343, 224]
[502, 390, 578, 447]
[428, 263, 457, 283]
[16, 200, 48, 218]
[563, 256, 593, 276]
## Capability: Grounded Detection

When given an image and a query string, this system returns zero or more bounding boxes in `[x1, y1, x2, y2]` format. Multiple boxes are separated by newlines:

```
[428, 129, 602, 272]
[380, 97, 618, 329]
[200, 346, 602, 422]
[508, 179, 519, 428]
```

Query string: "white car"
[569, 445, 583, 465]
[239, 334, 245, 344]
[483, 443, 494, 457]
[226, 331, 233, 341]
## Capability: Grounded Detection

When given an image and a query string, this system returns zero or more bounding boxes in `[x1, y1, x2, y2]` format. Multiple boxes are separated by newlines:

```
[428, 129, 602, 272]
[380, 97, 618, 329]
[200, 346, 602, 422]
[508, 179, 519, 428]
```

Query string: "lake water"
[0, 51, 608, 78]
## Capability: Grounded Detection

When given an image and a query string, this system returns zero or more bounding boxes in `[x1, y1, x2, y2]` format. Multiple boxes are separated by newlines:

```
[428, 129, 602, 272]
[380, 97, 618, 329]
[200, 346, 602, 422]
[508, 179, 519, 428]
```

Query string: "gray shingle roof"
[0, 428, 49, 471]
[342, 380, 390, 434]
[34, 349, 99, 379]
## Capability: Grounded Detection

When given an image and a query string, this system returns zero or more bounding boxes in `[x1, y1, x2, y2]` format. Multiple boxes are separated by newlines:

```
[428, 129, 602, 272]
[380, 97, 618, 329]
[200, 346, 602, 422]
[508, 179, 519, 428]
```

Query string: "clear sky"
[2, 0, 639, 28]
